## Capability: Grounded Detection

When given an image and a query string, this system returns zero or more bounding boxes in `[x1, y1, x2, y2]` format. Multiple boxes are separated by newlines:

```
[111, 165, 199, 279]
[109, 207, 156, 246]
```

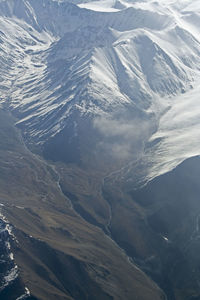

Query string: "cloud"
[93, 114, 152, 161]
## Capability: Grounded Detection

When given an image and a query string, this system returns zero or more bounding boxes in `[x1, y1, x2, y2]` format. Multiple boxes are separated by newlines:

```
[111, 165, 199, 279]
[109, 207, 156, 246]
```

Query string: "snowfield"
[0, 0, 200, 183]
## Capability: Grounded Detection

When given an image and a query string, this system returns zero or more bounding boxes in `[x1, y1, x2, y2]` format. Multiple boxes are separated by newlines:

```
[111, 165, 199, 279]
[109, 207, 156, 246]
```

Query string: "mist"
[93, 112, 153, 161]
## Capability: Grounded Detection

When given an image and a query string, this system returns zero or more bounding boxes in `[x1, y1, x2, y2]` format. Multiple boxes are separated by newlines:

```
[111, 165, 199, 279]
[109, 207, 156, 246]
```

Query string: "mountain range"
[0, 0, 200, 299]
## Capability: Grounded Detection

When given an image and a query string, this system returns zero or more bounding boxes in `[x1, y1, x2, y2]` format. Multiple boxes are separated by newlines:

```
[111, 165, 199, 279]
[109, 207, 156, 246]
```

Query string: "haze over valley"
[0, 0, 200, 299]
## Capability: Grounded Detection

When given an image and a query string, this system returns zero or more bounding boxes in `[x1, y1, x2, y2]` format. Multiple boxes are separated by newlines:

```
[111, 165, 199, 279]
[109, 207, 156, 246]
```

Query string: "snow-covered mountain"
[1, 1, 200, 299]
[0, 0, 200, 182]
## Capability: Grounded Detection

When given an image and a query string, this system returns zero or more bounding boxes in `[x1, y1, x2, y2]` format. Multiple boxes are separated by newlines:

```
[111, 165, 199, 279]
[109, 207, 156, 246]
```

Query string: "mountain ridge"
[1, 1, 200, 299]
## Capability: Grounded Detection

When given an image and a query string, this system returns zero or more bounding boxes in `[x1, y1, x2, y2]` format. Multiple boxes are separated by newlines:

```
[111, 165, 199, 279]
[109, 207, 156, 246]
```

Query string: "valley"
[0, 0, 200, 299]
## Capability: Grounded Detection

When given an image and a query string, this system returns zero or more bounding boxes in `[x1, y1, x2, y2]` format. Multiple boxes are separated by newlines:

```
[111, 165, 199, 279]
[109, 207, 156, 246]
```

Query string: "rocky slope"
[0, 0, 200, 175]
[0, 0, 200, 299]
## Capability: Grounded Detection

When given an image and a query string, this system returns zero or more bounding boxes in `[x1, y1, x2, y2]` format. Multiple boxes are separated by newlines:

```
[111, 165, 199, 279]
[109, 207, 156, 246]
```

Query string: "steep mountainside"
[0, 0, 200, 299]
[0, 0, 200, 175]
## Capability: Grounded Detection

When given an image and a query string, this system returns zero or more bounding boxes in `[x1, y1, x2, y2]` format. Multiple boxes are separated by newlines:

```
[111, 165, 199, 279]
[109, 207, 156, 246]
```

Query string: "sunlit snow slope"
[0, 0, 200, 182]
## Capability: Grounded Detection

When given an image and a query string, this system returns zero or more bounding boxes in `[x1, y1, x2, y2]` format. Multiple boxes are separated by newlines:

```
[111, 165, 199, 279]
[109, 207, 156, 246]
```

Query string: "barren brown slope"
[0, 109, 165, 299]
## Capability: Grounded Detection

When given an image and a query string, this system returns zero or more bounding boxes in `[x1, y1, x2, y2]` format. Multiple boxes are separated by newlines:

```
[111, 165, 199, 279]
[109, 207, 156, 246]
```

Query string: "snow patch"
[3, 265, 18, 287]
[78, 0, 120, 12]
[0, 208, 20, 290]
[16, 287, 31, 300]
